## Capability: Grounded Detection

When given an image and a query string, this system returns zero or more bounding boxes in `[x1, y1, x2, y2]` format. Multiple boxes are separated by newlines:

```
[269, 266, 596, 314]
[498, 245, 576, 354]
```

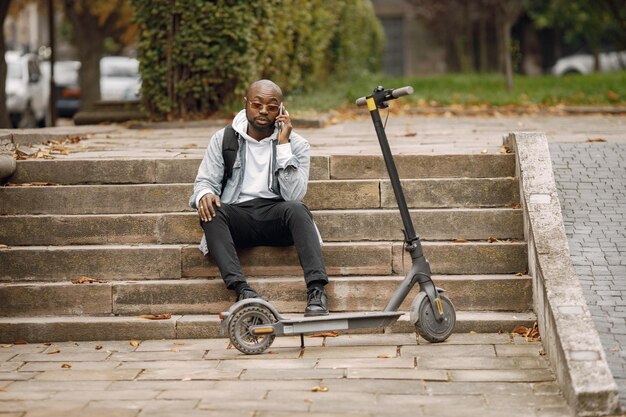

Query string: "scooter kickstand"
[300, 334, 305, 348]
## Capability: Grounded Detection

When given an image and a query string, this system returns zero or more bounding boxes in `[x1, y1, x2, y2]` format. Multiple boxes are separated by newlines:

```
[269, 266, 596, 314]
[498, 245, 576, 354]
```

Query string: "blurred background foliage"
[130, 0, 384, 120]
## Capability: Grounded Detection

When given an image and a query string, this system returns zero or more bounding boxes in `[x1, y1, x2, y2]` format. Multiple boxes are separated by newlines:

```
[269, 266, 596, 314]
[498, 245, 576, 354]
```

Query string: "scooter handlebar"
[355, 86, 414, 106]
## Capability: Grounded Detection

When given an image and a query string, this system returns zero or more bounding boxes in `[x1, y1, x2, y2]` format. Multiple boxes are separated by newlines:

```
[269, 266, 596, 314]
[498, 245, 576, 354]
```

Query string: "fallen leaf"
[0, 244, 8, 249]
[47, 349, 61, 355]
[130, 340, 140, 348]
[404, 132, 417, 137]
[14, 339, 28, 345]
[309, 331, 340, 338]
[95, 345, 103, 350]
[511, 203, 521, 209]
[138, 314, 172, 320]
[539, 349, 546, 356]
[304, 399, 314, 404]
[453, 238, 468, 243]
[174, 342, 186, 346]
[515, 272, 523, 276]
[311, 385, 329, 392]
[480, 149, 488, 154]
[499, 146, 512, 154]
[181, 377, 192, 381]
[72, 276, 104, 284]
[266, 351, 279, 354]
[607, 90, 620, 101]
[0, 344, 12, 348]
[61, 363, 71, 369]
[171, 348, 179, 352]
[469, 331, 476, 334]
[487, 237, 497, 243]
[44, 342, 52, 346]
[586, 138, 607, 143]
[377, 354, 391, 359]
[70, 136, 82, 144]
[0, 387, 5, 392]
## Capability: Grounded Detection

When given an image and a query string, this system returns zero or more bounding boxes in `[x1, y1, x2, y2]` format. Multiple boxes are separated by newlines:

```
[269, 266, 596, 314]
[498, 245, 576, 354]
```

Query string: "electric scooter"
[219, 86, 456, 355]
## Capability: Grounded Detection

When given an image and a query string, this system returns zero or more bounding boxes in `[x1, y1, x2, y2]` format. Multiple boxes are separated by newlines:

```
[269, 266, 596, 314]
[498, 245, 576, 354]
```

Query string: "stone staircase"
[0, 153, 534, 342]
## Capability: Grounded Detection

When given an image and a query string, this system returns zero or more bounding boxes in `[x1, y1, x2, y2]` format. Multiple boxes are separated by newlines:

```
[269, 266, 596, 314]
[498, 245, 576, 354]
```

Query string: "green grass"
[284, 71, 626, 113]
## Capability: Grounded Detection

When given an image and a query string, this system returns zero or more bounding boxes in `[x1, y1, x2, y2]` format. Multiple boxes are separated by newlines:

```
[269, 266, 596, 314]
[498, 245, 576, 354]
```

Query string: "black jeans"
[201, 197, 328, 290]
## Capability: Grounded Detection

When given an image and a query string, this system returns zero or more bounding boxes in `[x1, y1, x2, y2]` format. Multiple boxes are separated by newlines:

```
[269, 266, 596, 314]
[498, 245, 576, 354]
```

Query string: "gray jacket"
[189, 110, 311, 254]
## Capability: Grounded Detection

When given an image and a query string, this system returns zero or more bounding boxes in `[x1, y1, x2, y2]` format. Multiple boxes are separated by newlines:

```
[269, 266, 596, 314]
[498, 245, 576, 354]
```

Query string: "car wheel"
[18, 104, 37, 129]
[563, 69, 582, 75]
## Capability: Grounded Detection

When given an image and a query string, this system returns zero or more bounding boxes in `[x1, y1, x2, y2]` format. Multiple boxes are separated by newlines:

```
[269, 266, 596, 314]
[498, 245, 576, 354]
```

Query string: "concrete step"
[0, 311, 537, 343]
[0, 242, 528, 281]
[0, 208, 523, 245]
[0, 178, 518, 215]
[0, 275, 532, 317]
[8, 154, 515, 185]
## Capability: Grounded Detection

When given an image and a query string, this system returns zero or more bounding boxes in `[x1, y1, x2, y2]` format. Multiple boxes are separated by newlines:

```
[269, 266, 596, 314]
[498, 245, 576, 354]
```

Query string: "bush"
[131, 0, 383, 120]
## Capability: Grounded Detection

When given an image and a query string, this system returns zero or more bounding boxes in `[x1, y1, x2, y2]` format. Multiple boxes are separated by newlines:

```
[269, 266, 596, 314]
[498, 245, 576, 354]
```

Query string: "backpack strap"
[221, 124, 239, 191]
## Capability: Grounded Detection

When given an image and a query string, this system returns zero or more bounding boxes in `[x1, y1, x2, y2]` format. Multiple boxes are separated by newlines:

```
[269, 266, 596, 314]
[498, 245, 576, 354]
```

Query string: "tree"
[62, 0, 136, 110]
[525, 0, 626, 71]
[0, 0, 11, 128]
[491, 0, 524, 91]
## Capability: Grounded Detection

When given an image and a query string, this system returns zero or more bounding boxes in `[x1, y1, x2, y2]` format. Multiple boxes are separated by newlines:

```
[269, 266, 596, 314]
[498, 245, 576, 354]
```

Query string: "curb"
[505, 132, 620, 416]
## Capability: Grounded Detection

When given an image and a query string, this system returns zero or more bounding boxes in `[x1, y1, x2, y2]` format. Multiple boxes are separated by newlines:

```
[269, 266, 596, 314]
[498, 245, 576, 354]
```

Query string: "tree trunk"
[503, 21, 514, 92]
[63, 1, 104, 111]
[0, 0, 11, 128]
[478, 16, 489, 72]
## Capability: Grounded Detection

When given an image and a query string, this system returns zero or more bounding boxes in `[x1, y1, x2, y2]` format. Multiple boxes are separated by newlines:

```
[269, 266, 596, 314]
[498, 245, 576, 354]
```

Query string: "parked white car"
[552, 50, 626, 75]
[100, 56, 140, 101]
[5, 51, 48, 127]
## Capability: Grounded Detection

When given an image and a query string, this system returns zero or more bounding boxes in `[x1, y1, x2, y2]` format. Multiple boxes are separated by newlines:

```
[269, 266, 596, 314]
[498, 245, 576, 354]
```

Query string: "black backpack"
[221, 125, 239, 190]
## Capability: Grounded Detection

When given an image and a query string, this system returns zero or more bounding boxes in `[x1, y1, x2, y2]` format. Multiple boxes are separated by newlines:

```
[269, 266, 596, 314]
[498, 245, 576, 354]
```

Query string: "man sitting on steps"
[189, 79, 329, 316]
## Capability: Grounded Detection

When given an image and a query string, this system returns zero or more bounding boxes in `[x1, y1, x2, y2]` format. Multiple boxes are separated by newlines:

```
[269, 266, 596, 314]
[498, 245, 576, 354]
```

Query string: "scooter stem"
[364, 87, 442, 319]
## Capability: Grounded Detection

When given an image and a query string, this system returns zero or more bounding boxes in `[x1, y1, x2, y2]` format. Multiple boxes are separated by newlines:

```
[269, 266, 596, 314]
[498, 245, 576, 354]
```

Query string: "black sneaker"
[304, 287, 329, 317]
[236, 287, 265, 302]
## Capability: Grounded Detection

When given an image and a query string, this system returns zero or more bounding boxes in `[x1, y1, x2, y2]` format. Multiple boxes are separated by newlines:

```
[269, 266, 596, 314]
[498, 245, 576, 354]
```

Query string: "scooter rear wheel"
[228, 304, 276, 355]
[415, 294, 456, 343]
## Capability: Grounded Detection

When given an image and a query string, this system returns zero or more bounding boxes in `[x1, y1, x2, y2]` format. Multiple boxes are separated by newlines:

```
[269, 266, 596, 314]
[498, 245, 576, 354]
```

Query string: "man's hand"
[276, 106, 292, 145]
[198, 193, 221, 222]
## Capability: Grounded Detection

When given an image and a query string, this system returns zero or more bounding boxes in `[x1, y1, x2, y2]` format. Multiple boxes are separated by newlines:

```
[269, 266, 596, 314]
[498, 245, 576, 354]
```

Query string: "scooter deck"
[277, 311, 404, 336]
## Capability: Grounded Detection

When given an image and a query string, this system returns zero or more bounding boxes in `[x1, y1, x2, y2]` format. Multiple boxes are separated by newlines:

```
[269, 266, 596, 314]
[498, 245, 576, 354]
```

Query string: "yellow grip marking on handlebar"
[366, 97, 376, 112]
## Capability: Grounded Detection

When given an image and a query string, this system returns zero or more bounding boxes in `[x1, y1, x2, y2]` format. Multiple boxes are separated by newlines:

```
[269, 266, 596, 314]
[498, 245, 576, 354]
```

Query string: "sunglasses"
[246, 98, 280, 113]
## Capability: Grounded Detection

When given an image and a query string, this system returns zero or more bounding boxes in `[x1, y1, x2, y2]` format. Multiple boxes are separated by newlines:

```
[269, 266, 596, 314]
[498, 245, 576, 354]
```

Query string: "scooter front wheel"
[228, 304, 276, 355]
[415, 294, 456, 343]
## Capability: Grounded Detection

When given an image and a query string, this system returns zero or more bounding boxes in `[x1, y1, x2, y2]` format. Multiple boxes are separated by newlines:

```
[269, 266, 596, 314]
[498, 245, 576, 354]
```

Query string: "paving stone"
[347, 368, 447, 381]
[86, 400, 198, 413]
[137, 368, 241, 381]
[241, 368, 345, 380]
[495, 344, 544, 357]
[5, 381, 112, 391]
[107, 380, 217, 391]
[109, 350, 205, 362]
[116, 360, 219, 370]
[485, 393, 567, 407]
[51, 390, 159, 401]
[204, 347, 301, 360]
[317, 378, 426, 395]
[316, 357, 415, 369]
[425, 381, 534, 395]
[401, 344, 496, 358]
[0, 400, 89, 413]
[34, 369, 140, 381]
[217, 359, 317, 370]
[10, 352, 110, 362]
[0, 392, 52, 400]
[418, 356, 548, 370]
[0, 372, 38, 381]
[377, 393, 485, 406]
[25, 408, 139, 417]
[214, 380, 326, 392]
[322, 333, 417, 347]
[0, 362, 22, 372]
[134, 339, 228, 352]
[301, 346, 397, 359]
[198, 398, 310, 413]
[19, 361, 121, 371]
[157, 389, 266, 400]
[139, 410, 250, 417]
[449, 369, 554, 382]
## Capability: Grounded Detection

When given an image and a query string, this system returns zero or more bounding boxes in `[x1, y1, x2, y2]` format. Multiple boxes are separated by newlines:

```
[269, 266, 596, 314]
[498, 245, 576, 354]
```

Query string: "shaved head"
[245, 79, 283, 101]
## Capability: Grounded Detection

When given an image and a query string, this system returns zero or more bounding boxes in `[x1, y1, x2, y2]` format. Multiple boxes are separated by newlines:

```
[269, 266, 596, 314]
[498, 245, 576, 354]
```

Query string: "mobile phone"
[277, 102, 284, 134]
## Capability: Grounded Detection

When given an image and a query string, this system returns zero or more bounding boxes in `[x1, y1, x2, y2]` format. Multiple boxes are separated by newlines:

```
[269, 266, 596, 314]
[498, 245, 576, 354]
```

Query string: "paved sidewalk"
[0, 333, 570, 417]
[551, 142, 626, 410]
